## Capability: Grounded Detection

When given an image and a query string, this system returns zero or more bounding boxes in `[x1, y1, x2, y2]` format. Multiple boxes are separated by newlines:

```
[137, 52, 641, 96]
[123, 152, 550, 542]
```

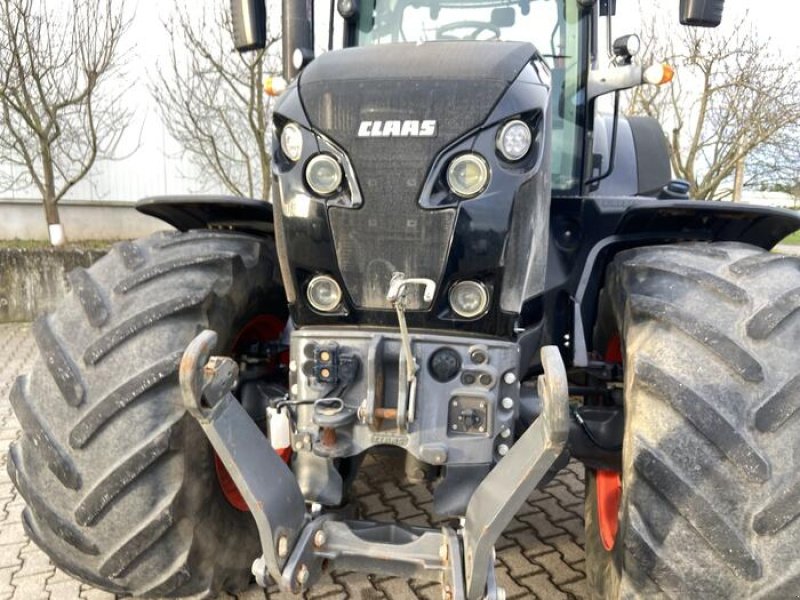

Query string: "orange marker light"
[264, 76, 288, 97]
[660, 64, 675, 84]
[643, 63, 675, 86]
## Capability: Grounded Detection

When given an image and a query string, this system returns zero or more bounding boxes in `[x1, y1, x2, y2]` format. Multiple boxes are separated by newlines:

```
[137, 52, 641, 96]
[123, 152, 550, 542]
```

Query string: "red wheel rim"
[596, 332, 623, 550]
[215, 314, 287, 511]
[596, 469, 622, 550]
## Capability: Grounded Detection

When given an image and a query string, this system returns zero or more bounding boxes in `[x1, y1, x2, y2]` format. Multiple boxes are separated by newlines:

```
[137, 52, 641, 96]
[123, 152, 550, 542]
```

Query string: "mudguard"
[136, 195, 274, 236]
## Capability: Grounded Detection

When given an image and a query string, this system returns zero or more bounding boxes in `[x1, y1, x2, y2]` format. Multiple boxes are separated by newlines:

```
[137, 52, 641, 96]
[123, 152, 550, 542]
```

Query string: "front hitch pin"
[387, 273, 436, 422]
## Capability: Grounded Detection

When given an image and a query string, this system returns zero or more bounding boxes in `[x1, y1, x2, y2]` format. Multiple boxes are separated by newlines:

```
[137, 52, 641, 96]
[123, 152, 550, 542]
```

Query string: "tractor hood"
[272, 41, 551, 336]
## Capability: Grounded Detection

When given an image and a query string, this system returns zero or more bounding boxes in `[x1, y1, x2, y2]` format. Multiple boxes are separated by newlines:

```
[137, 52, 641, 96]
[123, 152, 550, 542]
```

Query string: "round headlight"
[497, 120, 532, 161]
[447, 154, 489, 198]
[449, 281, 490, 319]
[307, 275, 342, 312]
[281, 123, 303, 162]
[305, 154, 343, 196]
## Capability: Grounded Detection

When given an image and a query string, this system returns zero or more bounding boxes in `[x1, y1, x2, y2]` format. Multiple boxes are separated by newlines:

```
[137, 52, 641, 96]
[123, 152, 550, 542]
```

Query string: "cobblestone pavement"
[0, 323, 588, 600]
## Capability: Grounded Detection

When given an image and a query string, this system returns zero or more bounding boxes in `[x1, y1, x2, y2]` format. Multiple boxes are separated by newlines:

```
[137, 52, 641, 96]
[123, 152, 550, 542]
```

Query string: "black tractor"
[8, 0, 800, 598]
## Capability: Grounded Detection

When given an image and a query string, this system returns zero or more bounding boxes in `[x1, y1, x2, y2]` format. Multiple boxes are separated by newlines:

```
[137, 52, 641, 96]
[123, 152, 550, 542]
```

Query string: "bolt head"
[501, 397, 514, 410]
[503, 371, 517, 385]
[296, 564, 310, 585]
[498, 443, 510, 456]
[501, 427, 511, 439]
[276, 535, 289, 558]
[314, 529, 327, 548]
[289, 360, 298, 372]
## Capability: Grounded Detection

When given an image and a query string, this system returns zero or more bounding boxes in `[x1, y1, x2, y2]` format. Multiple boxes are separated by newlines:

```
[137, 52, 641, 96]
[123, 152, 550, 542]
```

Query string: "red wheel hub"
[596, 332, 623, 550]
[215, 314, 288, 511]
[596, 469, 622, 550]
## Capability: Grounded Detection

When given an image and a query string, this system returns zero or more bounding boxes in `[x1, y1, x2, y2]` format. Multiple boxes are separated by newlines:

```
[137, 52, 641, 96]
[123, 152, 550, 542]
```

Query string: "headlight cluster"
[307, 275, 342, 312]
[449, 280, 490, 319]
[280, 123, 304, 162]
[444, 119, 533, 199]
[281, 122, 345, 197]
[447, 154, 490, 198]
[305, 154, 343, 196]
[496, 119, 533, 161]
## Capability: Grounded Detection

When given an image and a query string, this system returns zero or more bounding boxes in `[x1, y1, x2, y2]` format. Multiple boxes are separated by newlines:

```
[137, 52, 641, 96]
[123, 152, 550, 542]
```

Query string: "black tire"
[7, 230, 287, 597]
[585, 242, 800, 599]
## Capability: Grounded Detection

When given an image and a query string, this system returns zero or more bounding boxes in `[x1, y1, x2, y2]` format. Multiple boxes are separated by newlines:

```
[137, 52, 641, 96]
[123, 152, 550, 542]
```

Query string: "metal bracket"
[180, 332, 568, 598]
[462, 346, 570, 599]
[281, 518, 465, 598]
[179, 330, 307, 585]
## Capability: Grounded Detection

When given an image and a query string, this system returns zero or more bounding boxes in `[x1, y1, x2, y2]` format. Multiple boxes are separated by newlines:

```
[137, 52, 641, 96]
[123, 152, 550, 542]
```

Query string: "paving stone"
[12, 548, 54, 580]
[335, 573, 386, 598]
[531, 552, 583, 586]
[374, 578, 418, 598]
[508, 529, 555, 558]
[0, 522, 28, 547]
[548, 534, 586, 565]
[494, 565, 533, 599]
[8, 574, 49, 600]
[521, 572, 570, 600]
[0, 566, 17, 600]
[497, 546, 543, 579]
[555, 517, 585, 545]
[45, 578, 82, 599]
[386, 496, 424, 520]
[536, 498, 577, 523]
[0, 544, 23, 570]
[544, 483, 583, 508]
[519, 512, 568, 540]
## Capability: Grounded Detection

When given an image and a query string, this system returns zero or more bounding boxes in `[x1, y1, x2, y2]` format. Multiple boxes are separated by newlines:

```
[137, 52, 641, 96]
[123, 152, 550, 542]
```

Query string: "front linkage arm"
[180, 331, 569, 599]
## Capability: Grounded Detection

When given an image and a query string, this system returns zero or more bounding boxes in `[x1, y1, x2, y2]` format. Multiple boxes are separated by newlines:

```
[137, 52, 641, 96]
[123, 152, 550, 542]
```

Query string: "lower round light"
[307, 275, 342, 312]
[449, 281, 489, 319]
[305, 154, 343, 196]
[497, 120, 532, 161]
[281, 123, 303, 162]
[447, 153, 489, 198]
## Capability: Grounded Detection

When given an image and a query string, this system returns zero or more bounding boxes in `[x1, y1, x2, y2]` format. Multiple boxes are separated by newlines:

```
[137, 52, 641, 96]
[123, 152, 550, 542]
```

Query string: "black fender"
[543, 197, 800, 370]
[136, 196, 274, 237]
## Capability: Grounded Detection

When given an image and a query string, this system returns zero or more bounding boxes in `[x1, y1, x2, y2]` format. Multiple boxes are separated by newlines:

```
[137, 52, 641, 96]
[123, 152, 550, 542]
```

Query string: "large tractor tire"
[7, 230, 286, 597]
[585, 242, 800, 599]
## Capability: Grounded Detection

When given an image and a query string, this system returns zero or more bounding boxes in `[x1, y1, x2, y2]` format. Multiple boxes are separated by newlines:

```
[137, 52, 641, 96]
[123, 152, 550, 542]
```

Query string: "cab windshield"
[356, 0, 587, 192]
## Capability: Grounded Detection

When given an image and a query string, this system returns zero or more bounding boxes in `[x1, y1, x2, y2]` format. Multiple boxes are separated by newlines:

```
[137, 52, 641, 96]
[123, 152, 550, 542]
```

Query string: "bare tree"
[628, 19, 800, 200]
[151, 3, 280, 200]
[0, 0, 132, 244]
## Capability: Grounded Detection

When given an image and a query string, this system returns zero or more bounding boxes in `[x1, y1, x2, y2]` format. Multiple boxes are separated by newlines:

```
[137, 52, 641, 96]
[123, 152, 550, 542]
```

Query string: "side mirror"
[600, 0, 617, 17]
[679, 0, 725, 27]
[231, 0, 268, 52]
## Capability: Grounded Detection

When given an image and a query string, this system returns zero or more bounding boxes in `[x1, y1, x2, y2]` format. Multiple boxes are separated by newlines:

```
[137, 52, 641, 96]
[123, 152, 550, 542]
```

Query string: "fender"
[136, 195, 274, 236]
[546, 197, 800, 369]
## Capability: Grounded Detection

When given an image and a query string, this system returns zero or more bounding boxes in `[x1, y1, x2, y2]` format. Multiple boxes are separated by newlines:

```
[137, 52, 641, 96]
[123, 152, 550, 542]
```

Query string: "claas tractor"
[8, 0, 800, 598]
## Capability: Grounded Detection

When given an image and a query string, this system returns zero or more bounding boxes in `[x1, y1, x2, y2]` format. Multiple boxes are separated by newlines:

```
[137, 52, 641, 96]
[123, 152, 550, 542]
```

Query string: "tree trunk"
[732, 151, 745, 203]
[41, 147, 65, 246]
